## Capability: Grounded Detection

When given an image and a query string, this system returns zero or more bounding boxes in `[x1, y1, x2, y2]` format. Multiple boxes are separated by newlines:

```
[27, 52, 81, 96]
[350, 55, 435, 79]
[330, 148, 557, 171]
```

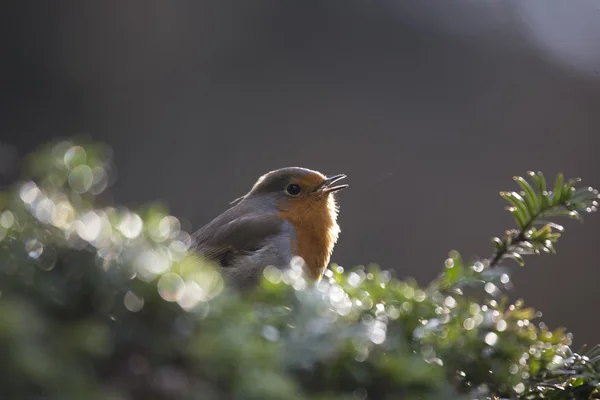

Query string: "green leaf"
[546, 233, 561, 241]
[563, 178, 580, 202]
[530, 224, 551, 239]
[553, 173, 564, 205]
[536, 171, 547, 193]
[532, 221, 564, 232]
[570, 377, 586, 388]
[530, 359, 541, 376]
[532, 171, 551, 209]
[501, 191, 530, 228]
[510, 191, 531, 218]
[506, 252, 525, 266]
[542, 243, 556, 254]
[492, 237, 504, 249]
[480, 266, 511, 281]
[444, 257, 464, 287]
[571, 186, 600, 204]
[515, 176, 539, 215]
[541, 210, 583, 222]
[507, 206, 527, 228]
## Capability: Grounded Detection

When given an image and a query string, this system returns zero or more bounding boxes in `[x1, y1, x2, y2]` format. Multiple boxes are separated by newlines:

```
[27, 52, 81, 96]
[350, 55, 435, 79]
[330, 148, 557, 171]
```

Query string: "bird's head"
[243, 167, 348, 220]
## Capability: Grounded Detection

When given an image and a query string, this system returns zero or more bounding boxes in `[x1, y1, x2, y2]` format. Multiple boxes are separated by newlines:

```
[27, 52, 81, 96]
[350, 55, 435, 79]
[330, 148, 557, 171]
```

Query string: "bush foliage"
[0, 139, 599, 400]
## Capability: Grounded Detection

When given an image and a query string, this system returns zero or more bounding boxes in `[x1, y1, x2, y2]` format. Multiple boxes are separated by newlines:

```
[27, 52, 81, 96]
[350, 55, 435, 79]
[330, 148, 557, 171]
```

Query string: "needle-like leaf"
[553, 173, 564, 205]
[501, 192, 530, 228]
[515, 176, 539, 215]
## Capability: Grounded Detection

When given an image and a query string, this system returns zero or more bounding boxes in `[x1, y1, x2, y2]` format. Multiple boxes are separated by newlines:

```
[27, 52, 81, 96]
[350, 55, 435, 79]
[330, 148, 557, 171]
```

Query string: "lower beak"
[317, 174, 348, 194]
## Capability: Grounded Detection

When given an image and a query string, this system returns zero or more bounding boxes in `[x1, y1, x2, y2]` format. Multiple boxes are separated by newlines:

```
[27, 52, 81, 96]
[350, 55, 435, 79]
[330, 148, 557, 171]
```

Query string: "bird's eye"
[285, 183, 302, 196]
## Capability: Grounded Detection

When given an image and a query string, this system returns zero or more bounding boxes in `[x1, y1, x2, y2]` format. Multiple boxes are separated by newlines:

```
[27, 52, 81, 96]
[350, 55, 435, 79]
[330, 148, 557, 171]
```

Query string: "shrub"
[0, 139, 599, 399]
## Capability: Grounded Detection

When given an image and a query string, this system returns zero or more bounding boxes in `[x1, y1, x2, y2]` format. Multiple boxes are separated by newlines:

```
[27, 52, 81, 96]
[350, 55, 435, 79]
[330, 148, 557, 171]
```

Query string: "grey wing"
[191, 212, 286, 269]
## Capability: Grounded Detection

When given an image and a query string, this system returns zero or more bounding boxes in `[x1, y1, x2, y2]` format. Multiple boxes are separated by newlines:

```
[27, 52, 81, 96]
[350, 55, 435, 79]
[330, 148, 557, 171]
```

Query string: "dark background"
[1, 1, 599, 344]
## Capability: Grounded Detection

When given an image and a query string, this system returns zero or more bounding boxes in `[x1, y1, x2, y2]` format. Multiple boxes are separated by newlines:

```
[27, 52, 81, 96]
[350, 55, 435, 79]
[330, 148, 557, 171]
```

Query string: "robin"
[191, 167, 348, 288]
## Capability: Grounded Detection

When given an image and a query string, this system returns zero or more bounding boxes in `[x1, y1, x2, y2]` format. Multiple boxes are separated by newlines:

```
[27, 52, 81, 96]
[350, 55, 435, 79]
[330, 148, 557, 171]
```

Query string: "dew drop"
[124, 291, 144, 312]
[347, 271, 362, 287]
[401, 302, 413, 313]
[188, 268, 224, 302]
[329, 285, 345, 303]
[37, 245, 57, 271]
[387, 306, 400, 320]
[157, 273, 185, 302]
[369, 327, 386, 345]
[290, 255, 306, 271]
[263, 265, 282, 284]
[64, 146, 87, 169]
[485, 332, 499, 346]
[0, 211, 15, 229]
[463, 318, 475, 330]
[496, 319, 508, 332]
[158, 216, 180, 240]
[25, 239, 43, 259]
[118, 212, 143, 239]
[262, 325, 280, 342]
[444, 296, 457, 308]
[33, 198, 55, 223]
[52, 141, 73, 165]
[76, 211, 103, 242]
[354, 347, 369, 362]
[472, 261, 484, 272]
[135, 249, 171, 280]
[484, 282, 499, 296]
[69, 165, 94, 193]
[177, 281, 205, 311]
[414, 290, 426, 302]
[19, 181, 41, 204]
[52, 201, 75, 229]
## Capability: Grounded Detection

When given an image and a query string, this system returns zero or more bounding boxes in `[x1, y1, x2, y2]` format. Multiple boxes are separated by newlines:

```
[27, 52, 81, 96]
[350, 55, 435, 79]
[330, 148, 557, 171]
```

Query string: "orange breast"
[278, 196, 340, 280]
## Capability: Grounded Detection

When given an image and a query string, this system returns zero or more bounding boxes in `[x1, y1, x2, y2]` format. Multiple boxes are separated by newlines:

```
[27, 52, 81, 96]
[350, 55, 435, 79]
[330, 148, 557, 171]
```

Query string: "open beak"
[316, 174, 348, 194]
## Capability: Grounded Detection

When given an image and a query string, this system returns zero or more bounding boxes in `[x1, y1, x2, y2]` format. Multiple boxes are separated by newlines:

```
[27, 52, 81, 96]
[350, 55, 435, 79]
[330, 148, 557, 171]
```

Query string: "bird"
[191, 167, 348, 288]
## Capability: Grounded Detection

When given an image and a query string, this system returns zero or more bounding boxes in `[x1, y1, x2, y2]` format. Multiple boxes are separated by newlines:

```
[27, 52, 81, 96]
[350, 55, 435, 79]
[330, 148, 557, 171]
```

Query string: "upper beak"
[316, 174, 348, 194]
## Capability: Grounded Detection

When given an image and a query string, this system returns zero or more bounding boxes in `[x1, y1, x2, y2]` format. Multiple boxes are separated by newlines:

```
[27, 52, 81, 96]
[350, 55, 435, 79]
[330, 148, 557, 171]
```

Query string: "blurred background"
[1, 1, 599, 345]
